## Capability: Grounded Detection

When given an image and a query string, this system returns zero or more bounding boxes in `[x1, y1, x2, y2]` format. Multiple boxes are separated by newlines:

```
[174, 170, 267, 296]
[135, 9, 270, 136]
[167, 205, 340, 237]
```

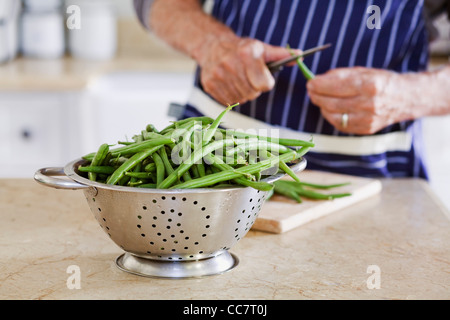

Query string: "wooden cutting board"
[252, 170, 383, 234]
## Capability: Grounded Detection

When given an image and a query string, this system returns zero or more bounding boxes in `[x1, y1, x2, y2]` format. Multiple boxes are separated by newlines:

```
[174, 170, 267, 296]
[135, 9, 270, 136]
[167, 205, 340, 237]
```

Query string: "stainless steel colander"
[34, 157, 306, 278]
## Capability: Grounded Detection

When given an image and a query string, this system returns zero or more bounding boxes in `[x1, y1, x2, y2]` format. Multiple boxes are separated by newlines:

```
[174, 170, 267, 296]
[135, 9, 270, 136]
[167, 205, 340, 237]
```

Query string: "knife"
[266, 43, 332, 73]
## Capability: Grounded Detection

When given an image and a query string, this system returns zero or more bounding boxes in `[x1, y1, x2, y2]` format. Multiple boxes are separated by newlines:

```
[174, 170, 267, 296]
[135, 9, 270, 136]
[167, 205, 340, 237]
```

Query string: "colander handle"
[261, 158, 307, 184]
[34, 167, 88, 190]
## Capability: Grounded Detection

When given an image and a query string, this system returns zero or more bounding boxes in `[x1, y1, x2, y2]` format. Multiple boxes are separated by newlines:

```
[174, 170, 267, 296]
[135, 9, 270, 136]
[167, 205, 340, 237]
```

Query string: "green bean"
[134, 133, 144, 143]
[144, 163, 156, 172]
[118, 175, 131, 186]
[129, 160, 142, 184]
[159, 117, 214, 135]
[166, 122, 200, 153]
[297, 188, 351, 200]
[183, 121, 201, 142]
[211, 166, 221, 174]
[182, 170, 192, 182]
[202, 103, 239, 145]
[205, 155, 252, 181]
[78, 165, 116, 175]
[146, 124, 160, 133]
[289, 181, 351, 189]
[112, 137, 173, 156]
[267, 152, 300, 181]
[108, 156, 129, 167]
[125, 172, 155, 179]
[226, 140, 290, 157]
[273, 180, 351, 200]
[220, 154, 247, 166]
[232, 178, 274, 191]
[278, 159, 301, 183]
[128, 180, 148, 187]
[170, 122, 197, 162]
[157, 146, 175, 179]
[83, 137, 173, 160]
[205, 154, 273, 191]
[296, 59, 315, 81]
[141, 157, 153, 167]
[190, 165, 200, 179]
[196, 162, 206, 177]
[142, 131, 167, 141]
[88, 143, 110, 181]
[273, 181, 302, 203]
[206, 153, 255, 179]
[294, 145, 312, 158]
[275, 180, 344, 191]
[222, 129, 315, 148]
[152, 152, 165, 188]
[288, 44, 316, 81]
[106, 145, 163, 185]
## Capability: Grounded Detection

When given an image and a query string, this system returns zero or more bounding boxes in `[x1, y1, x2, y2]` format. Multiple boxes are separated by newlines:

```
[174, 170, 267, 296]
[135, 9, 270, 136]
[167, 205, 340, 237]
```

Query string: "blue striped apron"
[183, 0, 430, 179]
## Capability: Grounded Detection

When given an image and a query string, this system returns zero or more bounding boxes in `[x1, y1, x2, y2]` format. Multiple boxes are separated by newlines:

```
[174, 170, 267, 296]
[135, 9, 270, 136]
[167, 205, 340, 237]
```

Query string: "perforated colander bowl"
[35, 157, 306, 278]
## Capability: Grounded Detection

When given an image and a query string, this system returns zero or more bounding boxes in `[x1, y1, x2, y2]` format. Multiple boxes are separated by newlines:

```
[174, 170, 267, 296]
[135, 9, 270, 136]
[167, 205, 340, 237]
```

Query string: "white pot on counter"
[23, 0, 63, 11]
[20, 9, 66, 59]
[0, 0, 20, 64]
[66, 0, 117, 61]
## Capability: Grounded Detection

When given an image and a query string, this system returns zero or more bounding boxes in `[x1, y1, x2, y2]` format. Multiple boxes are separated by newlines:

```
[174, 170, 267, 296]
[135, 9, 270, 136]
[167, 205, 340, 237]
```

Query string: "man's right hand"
[197, 37, 298, 105]
[150, 0, 297, 106]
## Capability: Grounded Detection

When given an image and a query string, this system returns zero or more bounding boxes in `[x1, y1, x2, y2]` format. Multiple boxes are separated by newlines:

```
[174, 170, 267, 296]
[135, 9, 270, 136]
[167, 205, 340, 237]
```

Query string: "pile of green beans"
[77, 103, 315, 191]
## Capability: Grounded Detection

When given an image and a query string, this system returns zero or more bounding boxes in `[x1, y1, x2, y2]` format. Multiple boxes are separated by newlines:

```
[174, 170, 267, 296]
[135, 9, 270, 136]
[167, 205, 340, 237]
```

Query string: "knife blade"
[266, 43, 332, 73]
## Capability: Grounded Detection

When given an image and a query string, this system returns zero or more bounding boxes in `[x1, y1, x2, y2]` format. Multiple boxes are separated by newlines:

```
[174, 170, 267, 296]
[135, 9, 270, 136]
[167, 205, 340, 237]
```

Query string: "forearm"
[148, 0, 294, 105]
[399, 64, 450, 119]
[149, 0, 239, 66]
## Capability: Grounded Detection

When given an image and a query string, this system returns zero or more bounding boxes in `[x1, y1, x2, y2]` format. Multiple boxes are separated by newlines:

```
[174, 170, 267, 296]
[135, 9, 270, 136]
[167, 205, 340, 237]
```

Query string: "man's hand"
[198, 37, 297, 105]
[150, 0, 297, 106]
[307, 67, 417, 135]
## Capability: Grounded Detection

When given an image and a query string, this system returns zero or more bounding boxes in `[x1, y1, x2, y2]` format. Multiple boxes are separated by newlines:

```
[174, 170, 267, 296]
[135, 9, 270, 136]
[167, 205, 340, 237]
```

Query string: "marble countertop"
[0, 177, 449, 300]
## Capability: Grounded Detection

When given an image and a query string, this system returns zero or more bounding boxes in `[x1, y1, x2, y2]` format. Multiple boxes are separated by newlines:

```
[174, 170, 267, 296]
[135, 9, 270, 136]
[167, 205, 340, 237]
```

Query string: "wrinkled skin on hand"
[307, 67, 411, 135]
[198, 37, 299, 106]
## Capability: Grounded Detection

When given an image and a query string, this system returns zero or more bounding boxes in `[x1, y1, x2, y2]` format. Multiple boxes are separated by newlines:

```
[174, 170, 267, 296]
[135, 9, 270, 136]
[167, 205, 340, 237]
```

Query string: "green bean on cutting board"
[272, 180, 352, 202]
[77, 102, 326, 192]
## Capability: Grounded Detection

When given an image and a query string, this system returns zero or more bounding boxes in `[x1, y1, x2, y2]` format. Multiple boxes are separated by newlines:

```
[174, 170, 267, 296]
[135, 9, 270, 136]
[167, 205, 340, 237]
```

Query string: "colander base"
[115, 251, 239, 279]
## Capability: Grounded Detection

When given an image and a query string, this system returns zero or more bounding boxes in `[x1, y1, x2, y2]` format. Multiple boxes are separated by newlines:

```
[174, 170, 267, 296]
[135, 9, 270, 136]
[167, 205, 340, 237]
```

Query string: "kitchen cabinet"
[0, 92, 82, 178]
[0, 71, 194, 178]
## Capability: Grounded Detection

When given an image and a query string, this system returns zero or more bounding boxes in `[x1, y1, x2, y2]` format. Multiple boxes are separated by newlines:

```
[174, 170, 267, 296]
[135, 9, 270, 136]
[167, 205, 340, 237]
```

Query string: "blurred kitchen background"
[0, 0, 449, 210]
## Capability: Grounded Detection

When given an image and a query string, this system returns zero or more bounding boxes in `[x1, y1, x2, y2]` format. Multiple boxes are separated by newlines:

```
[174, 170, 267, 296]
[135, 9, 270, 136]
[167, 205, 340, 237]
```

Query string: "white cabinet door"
[0, 93, 80, 177]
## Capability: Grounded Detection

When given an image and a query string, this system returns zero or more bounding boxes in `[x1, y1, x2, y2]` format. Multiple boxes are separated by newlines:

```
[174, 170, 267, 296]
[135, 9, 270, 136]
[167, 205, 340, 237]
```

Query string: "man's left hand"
[306, 67, 409, 135]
